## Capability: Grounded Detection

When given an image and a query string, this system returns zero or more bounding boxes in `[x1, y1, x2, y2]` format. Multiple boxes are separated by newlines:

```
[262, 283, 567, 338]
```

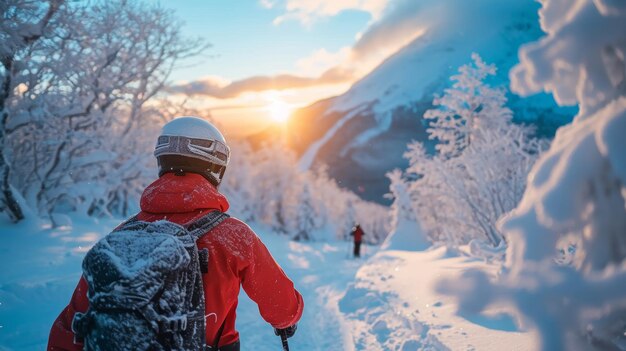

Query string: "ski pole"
[280, 330, 290, 351]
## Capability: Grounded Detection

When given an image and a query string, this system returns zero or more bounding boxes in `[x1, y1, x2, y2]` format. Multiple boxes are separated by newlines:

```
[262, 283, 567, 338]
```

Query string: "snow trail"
[339, 247, 534, 351]
[237, 230, 371, 350]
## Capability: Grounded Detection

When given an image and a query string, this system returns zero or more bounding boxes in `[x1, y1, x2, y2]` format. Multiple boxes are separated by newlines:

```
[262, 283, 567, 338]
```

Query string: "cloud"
[290, 0, 430, 79]
[350, 0, 431, 61]
[169, 67, 355, 98]
[259, 0, 276, 9]
[172, 0, 432, 99]
[295, 47, 352, 76]
[273, 0, 389, 25]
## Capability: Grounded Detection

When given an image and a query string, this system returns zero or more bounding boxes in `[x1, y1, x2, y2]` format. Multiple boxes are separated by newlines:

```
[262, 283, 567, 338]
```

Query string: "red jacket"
[351, 226, 364, 242]
[48, 173, 304, 350]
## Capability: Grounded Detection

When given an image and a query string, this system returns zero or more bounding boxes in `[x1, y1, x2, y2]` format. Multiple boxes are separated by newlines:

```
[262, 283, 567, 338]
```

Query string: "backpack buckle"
[71, 310, 93, 342]
[140, 304, 188, 333]
[162, 314, 188, 332]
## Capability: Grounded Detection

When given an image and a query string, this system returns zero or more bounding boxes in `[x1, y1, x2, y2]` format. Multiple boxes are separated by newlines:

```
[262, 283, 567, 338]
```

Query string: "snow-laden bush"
[402, 54, 543, 248]
[439, 1, 626, 349]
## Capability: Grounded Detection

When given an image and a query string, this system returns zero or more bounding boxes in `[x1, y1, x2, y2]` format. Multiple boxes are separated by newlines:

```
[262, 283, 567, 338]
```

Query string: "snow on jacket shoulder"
[47, 173, 304, 350]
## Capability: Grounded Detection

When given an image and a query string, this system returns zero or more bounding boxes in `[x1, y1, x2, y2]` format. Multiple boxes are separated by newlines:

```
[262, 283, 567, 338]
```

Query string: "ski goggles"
[154, 135, 230, 166]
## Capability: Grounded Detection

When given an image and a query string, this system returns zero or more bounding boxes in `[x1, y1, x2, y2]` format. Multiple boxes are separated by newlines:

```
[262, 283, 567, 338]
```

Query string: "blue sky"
[158, 0, 370, 82]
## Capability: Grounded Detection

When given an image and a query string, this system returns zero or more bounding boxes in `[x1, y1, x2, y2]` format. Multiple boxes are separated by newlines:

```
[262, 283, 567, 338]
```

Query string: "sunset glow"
[267, 96, 294, 123]
[161, 0, 427, 137]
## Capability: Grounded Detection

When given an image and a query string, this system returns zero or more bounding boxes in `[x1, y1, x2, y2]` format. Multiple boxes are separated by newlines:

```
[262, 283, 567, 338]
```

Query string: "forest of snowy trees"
[0, 0, 389, 242]
[223, 140, 390, 242]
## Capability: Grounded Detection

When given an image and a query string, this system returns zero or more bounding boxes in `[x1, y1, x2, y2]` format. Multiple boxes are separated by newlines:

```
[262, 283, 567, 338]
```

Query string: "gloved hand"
[274, 324, 297, 339]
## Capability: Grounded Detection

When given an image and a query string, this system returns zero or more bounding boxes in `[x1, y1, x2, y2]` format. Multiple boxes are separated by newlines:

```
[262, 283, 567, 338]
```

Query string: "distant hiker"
[48, 117, 303, 351]
[350, 224, 365, 258]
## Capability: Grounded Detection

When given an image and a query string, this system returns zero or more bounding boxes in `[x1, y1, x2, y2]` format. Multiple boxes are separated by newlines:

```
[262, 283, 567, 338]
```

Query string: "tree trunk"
[0, 131, 24, 222]
[0, 60, 25, 222]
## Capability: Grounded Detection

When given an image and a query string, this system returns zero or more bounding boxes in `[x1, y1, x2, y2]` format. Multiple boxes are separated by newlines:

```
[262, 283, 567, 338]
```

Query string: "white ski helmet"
[154, 116, 230, 187]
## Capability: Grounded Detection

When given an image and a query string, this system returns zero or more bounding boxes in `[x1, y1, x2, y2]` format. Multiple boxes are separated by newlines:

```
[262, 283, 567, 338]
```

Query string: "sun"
[267, 97, 293, 123]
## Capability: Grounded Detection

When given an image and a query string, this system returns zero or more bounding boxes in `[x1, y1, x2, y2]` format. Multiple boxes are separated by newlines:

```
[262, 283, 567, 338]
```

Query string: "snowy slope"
[288, 0, 575, 203]
[333, 1, 539, 115]
[339, 246, 535, 350]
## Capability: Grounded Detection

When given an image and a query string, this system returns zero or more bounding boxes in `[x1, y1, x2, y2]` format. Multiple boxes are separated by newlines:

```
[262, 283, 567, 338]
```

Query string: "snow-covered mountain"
[287, 0, 575, 204]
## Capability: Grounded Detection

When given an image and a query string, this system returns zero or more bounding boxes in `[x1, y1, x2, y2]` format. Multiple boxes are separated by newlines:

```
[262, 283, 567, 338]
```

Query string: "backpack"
[72, 210, 229, 351]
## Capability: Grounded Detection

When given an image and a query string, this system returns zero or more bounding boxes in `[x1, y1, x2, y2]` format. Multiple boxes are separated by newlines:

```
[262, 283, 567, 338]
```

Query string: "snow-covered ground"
[0, 216, 370, 351]
[0, 214, 537, 351]
[234, 224, 369, 350]
[340, 247, 534, 350]
[0, 216, 120, 350]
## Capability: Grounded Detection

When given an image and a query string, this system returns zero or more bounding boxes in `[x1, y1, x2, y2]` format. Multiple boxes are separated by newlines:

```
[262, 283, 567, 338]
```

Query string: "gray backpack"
[72, 210, 229, 351]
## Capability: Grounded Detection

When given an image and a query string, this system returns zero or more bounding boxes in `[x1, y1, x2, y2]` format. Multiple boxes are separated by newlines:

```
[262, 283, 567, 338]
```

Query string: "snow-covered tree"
[307, 166, 337, 231]
[221, 140, 257, 222]
[440, 1, 626, 349]
[425, 53, 512, 159]
[382, 169, 429, 251]
[0, 0, 62, 221]
[291, 183, 316, 241]
[403, 142, 457, 244]
[0, 0, 204, 221]
[246, 140, 300, 234]
[338, 198, 356, 241]
[404, 54, 542, 247]
[353, 200, 391, 244]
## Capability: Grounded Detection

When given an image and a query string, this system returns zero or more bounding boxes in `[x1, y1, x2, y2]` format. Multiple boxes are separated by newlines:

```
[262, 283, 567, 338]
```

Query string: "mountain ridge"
[283, 0, 576, 203]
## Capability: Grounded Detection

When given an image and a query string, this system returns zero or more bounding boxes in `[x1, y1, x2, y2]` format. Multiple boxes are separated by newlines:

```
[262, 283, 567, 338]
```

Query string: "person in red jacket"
[350, 224, 365, 258]
[48, 117, 303, 351]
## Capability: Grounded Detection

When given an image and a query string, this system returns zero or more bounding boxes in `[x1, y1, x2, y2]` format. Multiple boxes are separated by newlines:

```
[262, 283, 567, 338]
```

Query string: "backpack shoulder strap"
[186, 210, 230, 240]
[113, 211, 228, 239]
